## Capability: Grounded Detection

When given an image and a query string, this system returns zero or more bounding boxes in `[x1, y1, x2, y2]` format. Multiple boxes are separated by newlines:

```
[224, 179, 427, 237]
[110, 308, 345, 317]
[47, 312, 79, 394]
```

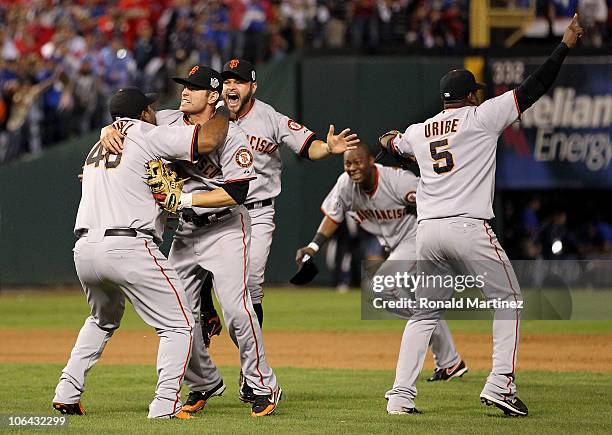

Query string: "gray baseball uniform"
[157, 109, 278, 395]
[320, 164, 462, 371]
[387, 90, 523, 411]
[55, 118, 200, 418]
[232, 99, 316, 304]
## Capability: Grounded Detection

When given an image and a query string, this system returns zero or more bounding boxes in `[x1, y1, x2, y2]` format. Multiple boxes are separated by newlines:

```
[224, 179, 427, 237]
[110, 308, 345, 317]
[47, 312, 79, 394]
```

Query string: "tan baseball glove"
[144, 159, 189, 213]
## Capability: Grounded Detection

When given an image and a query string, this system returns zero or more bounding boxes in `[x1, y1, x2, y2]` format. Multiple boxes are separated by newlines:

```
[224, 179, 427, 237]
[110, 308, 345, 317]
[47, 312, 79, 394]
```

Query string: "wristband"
[178, 192, 192, 210]
[307, 242, 320, 253]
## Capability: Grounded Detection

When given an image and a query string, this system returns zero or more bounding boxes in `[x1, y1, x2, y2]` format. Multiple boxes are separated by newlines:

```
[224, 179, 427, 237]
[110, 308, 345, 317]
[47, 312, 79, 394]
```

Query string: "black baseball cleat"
[200, 310, 222, 348]
[427, 360, 469, 382]
[182, 380, 226, 413]
[480, 393, 528, 417]
[239, 371, 257, 403]
[53, 402, 85, 415]
[251, 387, 282, 417]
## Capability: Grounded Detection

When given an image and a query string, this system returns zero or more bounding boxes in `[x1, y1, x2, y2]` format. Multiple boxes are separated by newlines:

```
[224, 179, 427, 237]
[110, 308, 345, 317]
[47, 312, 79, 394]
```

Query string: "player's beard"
[228, 88, 254, 118]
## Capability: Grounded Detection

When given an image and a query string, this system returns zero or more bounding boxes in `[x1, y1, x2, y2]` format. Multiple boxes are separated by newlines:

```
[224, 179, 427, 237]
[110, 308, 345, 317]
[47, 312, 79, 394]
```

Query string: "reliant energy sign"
[488, 57, 612, 188]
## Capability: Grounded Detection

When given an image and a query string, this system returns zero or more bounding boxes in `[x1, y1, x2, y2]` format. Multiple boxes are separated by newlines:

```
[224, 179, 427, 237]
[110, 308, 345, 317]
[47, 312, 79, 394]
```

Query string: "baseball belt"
[182, 208, 234, 226]
[245, 198, 273, 210]
[75, 228, 151, 238]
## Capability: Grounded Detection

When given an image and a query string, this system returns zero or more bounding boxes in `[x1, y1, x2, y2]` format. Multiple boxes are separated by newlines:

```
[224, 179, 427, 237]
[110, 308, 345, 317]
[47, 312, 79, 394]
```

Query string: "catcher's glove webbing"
[144, 159, 189, 213]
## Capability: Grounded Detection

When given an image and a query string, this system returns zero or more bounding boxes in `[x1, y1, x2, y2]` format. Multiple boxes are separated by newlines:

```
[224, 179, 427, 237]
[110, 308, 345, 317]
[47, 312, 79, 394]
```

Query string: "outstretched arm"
[295, 216, 339, 264]
[307, 125, 360, 160]
[101, 103, 230, 155]
[515, 13, 583, 113]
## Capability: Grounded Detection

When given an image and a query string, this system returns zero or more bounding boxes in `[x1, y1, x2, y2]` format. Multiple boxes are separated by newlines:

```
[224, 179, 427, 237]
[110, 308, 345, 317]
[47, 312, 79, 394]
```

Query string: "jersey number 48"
[85, 143, 122, 169]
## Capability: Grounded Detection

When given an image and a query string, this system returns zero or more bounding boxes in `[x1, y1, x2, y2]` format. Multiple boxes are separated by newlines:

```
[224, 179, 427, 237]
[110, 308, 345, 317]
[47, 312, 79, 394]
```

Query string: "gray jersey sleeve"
[145, 125, 199, 162]
[219, 129, 256, 183]
[320, 175, 350, 224]
[474, 89, 520, 134]
[273, 112, 316, 157]
[392, 126, 416, 157]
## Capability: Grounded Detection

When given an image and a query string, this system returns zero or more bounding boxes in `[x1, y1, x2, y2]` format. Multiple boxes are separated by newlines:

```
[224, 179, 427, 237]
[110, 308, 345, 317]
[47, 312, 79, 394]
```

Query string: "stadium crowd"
[0, 0, 471, 162]
[1, 0, 611, 163]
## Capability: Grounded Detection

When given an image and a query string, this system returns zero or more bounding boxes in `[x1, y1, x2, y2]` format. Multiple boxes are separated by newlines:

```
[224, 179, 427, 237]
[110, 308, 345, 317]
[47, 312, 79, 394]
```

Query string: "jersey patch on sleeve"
[235, 147, 254, 168]
[287, 119, 304, 131]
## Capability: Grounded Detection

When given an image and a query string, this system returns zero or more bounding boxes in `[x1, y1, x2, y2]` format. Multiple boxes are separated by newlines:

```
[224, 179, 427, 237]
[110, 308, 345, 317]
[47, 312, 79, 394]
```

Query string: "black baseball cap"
[109, 86, 157, 119]
[221, 58, 256, 82]
[173, 65, 223, 93]
[440, 69, 485, 101]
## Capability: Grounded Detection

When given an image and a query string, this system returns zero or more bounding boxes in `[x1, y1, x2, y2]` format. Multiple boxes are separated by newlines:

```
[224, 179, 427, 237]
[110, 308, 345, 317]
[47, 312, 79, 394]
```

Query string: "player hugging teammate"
[92, 60, 358, 417]
[56, 12, 583, 420]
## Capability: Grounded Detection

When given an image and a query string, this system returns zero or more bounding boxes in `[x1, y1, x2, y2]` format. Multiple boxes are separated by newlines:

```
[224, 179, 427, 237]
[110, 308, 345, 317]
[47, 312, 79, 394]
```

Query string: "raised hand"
[326, 124, 360, 154]
[562, 13, 584, 48]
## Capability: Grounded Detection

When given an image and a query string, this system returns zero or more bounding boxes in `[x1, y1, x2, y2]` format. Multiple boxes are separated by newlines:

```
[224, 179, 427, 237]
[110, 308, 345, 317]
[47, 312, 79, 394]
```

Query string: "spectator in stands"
[242, 0, 269, 63]
[224, 0, 247, 59]
[520, 198, 543, 259]
[133, 20, 161, 92]
[347, 0, 379, 49]
[72, 56, 102, 135]
[540, 211, 577, 259]
[323, 0, 348, 48]
[578, 0, 608, 46]
[595, 215, 612, 255]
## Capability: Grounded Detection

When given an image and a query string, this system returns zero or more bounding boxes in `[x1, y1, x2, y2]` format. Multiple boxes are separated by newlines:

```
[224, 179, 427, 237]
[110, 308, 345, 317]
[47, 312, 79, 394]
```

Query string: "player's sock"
[253, 303, 263, 327]
[200, 274, 217, 315]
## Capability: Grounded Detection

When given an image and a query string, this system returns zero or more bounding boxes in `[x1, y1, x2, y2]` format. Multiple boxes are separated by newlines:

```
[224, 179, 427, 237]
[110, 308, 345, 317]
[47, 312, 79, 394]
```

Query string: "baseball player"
[102, 61, 357, 356]
[197, 58, 360, 401]
[295, 143, 468, 385]
[378, 15, 584, 416]
[100, 66, 283, 417]
[53, 86, 230, 419]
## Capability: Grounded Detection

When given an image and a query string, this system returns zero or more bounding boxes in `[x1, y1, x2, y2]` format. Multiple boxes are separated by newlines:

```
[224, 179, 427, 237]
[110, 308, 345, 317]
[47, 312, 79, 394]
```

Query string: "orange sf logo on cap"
[229, 59, 240, 69]
[189, 66, 199, 76]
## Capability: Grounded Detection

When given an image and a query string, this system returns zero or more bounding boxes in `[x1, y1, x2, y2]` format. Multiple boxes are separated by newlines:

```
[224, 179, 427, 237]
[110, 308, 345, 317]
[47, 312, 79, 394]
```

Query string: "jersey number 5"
[85, 143, 122, 169]
[429, 139, 454, 174]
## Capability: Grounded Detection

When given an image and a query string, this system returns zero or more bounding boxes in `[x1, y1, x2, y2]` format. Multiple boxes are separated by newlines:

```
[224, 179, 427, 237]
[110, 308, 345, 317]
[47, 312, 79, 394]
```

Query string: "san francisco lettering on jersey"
[321, 165, 418, 251]
[196, 160, 223, 178]
[248, 134, 278, 154]
[355, 208, 407, 222]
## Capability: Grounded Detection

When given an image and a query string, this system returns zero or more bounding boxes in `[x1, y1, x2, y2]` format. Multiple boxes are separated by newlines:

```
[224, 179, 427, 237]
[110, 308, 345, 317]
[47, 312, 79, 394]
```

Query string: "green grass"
[1, 289, 611, 433]
[1, 364, 610, 434]
[1, 288, 611, 334]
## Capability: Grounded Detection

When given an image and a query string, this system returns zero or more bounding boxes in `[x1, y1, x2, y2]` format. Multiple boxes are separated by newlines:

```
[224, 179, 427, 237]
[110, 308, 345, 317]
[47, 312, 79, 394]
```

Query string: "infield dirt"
[1, 329, 610, 372]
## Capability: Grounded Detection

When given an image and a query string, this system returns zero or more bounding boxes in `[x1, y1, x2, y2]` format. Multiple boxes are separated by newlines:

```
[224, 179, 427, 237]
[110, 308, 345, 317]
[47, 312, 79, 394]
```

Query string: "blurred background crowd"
[1, 0, 611, 163]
